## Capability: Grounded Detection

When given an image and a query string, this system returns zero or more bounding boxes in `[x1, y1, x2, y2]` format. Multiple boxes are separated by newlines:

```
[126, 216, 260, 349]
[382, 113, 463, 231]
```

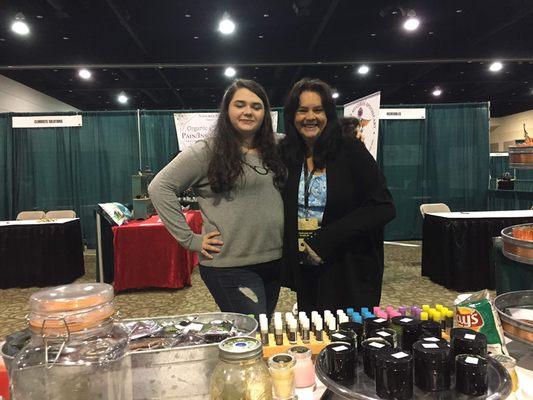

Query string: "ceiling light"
[403, 17, 420, 31]
[432, 88, 442, 97]
[332, 92, 339, 99]
[357, 65, 370, 75]
[78, 69, 91, 80]
[218, 14, 235, 35]
[185, 14, 191, 18]
[489, 62, 503, 72]
[117, 93, 128, 104]
[11, 20, 30, 35]
[224, 67, 236, 77]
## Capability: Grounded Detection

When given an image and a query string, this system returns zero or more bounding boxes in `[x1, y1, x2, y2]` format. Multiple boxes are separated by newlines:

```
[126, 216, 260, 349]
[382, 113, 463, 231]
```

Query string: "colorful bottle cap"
[361, 307, 369, 314]
[446, 310, 454, 318]
[374, 306, 382, 315]
[422, 305, 430, 312]
[420, 312, 429, 321]
[435, 304, 443, 311]
[347, 308, 354, 314]
[433, 311, 442, 322]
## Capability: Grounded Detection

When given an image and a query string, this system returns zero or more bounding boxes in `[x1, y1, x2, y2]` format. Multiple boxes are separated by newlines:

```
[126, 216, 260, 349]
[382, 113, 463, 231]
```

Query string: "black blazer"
[281, 139, 396, 309]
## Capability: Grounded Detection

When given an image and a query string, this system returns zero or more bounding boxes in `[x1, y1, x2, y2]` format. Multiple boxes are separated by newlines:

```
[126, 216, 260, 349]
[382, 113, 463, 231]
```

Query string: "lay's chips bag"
[455, 289, 508, 355]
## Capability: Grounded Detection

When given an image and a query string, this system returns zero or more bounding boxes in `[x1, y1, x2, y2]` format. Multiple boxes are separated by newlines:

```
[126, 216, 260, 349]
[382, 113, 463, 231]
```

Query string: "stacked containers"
[11, 283, 131, 400]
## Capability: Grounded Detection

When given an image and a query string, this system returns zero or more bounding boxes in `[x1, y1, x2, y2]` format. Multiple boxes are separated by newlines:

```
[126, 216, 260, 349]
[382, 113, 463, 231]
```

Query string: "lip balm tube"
[315, 318, 324, 342]
[302, 318, 310, 343]
[288, 319, 297, 344]
[274, 316, 284, 345]
[328, 318, 337, 338]
[259, 315, 270, 345]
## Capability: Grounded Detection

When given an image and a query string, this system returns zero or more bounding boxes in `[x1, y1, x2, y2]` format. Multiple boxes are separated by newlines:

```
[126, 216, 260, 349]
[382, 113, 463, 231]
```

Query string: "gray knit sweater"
[148, 140, 283, 267]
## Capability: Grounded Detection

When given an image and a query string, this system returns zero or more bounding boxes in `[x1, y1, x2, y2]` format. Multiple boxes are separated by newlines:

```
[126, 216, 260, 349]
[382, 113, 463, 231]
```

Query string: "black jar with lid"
[455, 354, 488, 396]
[413, 340, 452, 391]
[391, 316, 422, 352]
[450, 328, 487, 360]
[361, 338, 393, 380]
[364, 317, 390, 338]
[325, 342, 356, 382]
[339, 322, 363, 350]
[375, 349, 413, 400]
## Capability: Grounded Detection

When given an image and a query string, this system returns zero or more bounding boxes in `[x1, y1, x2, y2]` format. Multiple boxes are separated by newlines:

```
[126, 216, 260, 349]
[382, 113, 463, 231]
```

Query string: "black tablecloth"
[0, 220, 85, 288]
[421, 214, 533, 291]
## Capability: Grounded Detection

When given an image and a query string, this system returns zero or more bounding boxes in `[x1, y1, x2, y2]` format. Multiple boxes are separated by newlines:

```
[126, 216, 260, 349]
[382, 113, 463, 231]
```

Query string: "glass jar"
[287, 346, 315, 389]
[268, 353, 296, 400]
[210, 337, 272, 400]
[11, 283, 132, 400]
[491, 354, 519, 393]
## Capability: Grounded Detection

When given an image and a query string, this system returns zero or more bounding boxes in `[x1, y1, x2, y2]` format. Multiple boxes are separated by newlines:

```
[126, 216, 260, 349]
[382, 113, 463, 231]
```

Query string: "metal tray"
[494, 290, 533, 346]
[123, 312, 257, 400]
[315, 347, 512, 399]
[501, 224, 533, 265]
[509, 146, 533, 169]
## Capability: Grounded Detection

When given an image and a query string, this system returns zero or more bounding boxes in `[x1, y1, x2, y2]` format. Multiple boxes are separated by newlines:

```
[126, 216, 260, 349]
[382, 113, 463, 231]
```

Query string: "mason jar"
[210, 336, 272, 400]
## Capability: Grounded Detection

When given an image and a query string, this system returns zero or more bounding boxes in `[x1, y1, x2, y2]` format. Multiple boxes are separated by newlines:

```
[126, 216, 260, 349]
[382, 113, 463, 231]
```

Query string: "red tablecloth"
[112, 211, 202, 292]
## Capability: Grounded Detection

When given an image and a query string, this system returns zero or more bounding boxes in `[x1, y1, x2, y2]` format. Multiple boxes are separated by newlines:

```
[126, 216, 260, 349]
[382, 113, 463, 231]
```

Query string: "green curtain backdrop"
[0, 103, 490, 247]
[379, 103, 490, 240]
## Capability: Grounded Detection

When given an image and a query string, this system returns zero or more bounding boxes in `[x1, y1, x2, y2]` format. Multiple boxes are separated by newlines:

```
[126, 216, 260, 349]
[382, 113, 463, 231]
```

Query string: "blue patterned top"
[297, 166, 327, 225]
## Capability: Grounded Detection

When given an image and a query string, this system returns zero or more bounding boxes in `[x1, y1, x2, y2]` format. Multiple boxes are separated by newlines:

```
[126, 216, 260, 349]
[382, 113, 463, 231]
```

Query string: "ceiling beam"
[105, 0, 186, 108]
[2, 56, 533, 70]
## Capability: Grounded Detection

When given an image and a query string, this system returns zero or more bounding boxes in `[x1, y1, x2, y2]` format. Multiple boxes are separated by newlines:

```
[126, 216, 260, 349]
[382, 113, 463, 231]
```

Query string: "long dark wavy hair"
[207, 79, 286, 193]
[279, 78, 347, 169]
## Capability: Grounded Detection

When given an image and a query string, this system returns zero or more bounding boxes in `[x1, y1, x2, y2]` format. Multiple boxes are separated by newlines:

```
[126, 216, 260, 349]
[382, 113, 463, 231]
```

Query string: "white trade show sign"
[12, 115, 83, 128]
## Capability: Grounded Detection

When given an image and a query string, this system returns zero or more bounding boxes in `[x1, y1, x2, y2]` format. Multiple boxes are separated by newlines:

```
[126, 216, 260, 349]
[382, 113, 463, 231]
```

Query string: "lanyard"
[303, 161, 316, 214]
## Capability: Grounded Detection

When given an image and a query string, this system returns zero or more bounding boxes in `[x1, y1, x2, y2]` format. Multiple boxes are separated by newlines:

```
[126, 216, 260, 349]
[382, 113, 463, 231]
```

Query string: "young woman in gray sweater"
[148, 79, 286, 318]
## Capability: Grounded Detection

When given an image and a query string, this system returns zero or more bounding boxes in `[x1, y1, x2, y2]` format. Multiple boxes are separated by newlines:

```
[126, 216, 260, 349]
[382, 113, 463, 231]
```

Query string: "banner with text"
[174, 111, 279, 151]
[379, 108, 426, 119]
[343, 91, 381, 160]
[12, 115, 82, 128]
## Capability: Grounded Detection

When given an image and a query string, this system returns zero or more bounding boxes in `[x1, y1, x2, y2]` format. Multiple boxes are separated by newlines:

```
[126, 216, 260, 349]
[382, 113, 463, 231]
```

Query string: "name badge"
[298, 217, 319, 252]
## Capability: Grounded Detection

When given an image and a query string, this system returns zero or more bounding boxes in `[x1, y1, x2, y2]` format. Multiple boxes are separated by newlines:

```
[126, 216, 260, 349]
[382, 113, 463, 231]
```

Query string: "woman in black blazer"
[279, 78, 396, 313]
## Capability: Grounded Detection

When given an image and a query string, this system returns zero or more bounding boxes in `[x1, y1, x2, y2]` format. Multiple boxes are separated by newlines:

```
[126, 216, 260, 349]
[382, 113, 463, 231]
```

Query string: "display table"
[421, 210, 533, 291]
[0, 218, 84, 288]
[112, 212, 202, 291]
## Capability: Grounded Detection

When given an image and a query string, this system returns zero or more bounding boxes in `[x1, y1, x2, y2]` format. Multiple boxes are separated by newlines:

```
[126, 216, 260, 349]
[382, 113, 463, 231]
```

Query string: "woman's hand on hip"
[201, 231, 223, 259]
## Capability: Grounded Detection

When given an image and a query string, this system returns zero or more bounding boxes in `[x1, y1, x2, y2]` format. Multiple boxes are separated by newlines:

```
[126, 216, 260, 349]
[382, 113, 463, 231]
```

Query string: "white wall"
[0, 74, 80, 113]
[490, 109, 533, 151]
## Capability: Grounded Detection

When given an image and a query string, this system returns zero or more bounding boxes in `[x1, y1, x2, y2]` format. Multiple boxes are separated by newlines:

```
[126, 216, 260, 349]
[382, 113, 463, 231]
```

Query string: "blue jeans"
[199, 259, 281, 319]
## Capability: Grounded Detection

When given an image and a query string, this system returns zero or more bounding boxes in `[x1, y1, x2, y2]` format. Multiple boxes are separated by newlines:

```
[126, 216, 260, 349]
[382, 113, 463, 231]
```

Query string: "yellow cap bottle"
[433, 311, 442, 322]
[422, 305, 430, 312]
[420, 311, 429, 321]
[435, 304, 443, 311]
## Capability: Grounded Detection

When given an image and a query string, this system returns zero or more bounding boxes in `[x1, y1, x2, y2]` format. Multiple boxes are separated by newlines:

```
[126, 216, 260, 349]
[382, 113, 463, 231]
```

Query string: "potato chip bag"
[455, 289, 507, 354]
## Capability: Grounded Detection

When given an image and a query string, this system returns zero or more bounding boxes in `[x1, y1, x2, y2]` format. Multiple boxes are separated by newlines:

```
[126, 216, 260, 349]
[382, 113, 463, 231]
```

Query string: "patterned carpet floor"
[0, 242, 468, 339]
